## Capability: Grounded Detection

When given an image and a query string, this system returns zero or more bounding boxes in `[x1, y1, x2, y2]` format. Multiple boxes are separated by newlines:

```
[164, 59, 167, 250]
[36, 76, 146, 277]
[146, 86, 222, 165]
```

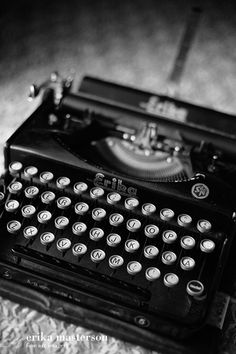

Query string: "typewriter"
[0, 71, 236, 353]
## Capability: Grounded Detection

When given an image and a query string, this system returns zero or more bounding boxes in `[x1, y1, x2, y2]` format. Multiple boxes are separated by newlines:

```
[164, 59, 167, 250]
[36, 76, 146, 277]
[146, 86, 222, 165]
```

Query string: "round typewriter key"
[92, 208, 107, 221]
[187, 280, 204, 296]
[90, 249, 106, 263]
[162, 230, 177, 244]
[24, 166, 38, 178]
[0, 192, 4, 201]
[180, 256, 195, 271]
[23, 226, 38, 239]
[21, 205, 36, 218]
[73, 182, 88, 195]
[40, 232, 55, 245]
[145, 267, 161, 281]
[37, 210, 52, 224]
[197, 219, 212, 233]
[41, 191, 56, 204]
[127, 261, 142, 275]
[55, 216, 69, 229]
[109, 255, 124, 269]
[177, 214, 192, 227]
[56, 238, 71, 251]
[109, 213, 124, 227]
[72, 222, 87, 235]
[106, 233, 121, 247]
[200, 239, 215, 253]
[90, 187, 104, 199]
[72, 243, 87, 256]
[144, 224, 159, 238]
[8, 181, 23, 194]
[124, 197, 139, 210]
[39, 171, 54, 184]
[126, 218, 141, 232]
[107, 192, 121, 205]
[160, 208, 175, 221]
[164, 273, 179, 287]
[56, 177, 70, 189]
[57, 196, 72, 210]
[5, 199, 19, 212]
[89, 228, 104, 241]
[9, 161, 23, 175]
[74, 202, 89, 215]
[7, 220, 21, 234]
[24, 186, 39, 199]
[144, 245, 159, 259]
[162, 251, 177, 265]
[125, 239, 140, 253]
[141, 203, 156, 216]
[180, 236, 196, 250]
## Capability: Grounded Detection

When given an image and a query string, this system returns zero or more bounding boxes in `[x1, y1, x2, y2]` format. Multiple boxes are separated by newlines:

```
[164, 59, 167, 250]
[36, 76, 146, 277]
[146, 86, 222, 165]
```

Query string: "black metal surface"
[0, 80, 235, 351]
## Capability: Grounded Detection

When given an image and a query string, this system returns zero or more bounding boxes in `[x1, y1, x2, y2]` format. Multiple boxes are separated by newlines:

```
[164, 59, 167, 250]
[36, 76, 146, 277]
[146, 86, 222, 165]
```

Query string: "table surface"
[0, 0, 236, 353]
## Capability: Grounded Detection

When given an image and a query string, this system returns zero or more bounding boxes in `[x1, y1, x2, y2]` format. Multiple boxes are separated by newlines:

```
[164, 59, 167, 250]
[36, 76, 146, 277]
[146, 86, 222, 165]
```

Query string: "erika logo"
[94, 173, 137, 196]
[139, 95, 188, 122]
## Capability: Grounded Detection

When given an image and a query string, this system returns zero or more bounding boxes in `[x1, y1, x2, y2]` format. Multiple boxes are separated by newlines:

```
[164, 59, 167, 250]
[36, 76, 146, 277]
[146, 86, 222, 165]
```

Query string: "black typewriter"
[1, 72, 236, 353]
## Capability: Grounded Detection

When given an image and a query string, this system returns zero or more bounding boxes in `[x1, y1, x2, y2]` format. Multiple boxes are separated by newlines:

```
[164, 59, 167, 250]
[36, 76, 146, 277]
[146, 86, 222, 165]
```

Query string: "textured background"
[0, 0, 236, 353]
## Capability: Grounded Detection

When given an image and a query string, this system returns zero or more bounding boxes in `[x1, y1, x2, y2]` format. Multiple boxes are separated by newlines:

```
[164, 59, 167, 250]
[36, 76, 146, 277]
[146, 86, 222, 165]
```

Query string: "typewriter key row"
[11, 223, 201, 286]
[5, 212, 216, 256]
[7, 215, 215, 259]
[15, 229, 205, 295]
[6, 201, 216, 253]
[5, 198, 212, 240]
[8, 162, 213, 234]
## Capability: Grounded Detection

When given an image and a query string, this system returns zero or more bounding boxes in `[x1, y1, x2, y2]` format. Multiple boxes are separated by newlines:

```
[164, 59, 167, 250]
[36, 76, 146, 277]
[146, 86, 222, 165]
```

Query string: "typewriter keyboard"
[0, 161, 231, 319]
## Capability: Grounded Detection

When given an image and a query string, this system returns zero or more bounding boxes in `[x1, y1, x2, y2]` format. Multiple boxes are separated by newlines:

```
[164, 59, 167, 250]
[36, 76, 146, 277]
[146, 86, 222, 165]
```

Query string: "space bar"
[12, 245, 150, 305]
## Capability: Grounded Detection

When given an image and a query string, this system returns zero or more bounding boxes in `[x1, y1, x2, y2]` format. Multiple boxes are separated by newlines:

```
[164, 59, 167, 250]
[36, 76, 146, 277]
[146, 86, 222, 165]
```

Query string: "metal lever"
[28, 71, 74, 105]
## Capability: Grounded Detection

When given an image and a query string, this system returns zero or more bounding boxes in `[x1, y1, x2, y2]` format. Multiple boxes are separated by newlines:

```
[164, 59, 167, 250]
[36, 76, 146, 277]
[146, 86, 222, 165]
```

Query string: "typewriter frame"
[1, 75, 236, 353]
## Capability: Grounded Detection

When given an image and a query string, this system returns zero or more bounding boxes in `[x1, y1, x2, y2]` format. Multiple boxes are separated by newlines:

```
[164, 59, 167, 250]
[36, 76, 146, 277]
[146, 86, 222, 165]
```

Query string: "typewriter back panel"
[79, 76, 236, 139]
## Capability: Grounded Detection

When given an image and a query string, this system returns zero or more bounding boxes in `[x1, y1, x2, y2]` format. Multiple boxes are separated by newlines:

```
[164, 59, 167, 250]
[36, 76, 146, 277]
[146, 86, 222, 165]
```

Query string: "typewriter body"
[1, 72, 236, 352]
